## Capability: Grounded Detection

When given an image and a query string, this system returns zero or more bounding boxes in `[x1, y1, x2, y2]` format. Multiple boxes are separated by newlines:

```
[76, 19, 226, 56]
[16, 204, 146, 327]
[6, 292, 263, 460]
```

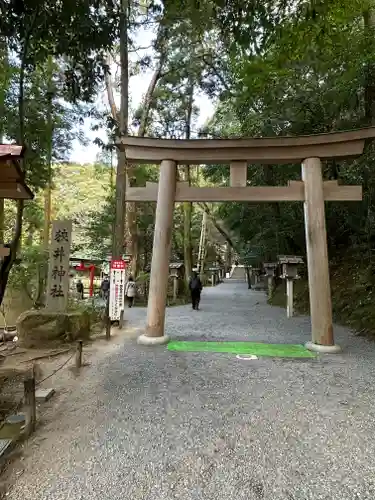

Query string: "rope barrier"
[35, 350, 75, 387]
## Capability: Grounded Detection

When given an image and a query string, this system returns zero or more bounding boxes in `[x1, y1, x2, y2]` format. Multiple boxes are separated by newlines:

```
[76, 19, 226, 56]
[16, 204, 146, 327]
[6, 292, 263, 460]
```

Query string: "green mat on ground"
[167, 341, 316, 358]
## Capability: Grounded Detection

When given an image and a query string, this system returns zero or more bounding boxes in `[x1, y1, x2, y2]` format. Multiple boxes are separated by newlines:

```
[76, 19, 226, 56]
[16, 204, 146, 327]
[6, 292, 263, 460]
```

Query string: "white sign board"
[109, 260, 126, 321]
[46, 220, 72, 311]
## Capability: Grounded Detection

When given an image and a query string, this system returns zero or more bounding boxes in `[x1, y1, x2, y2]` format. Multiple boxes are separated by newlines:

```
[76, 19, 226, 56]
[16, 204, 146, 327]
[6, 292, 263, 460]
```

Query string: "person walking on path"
[76, 279, 84, 300]
[100, 275, 110, 300]
[189, 271, 203, 310]
[125, 275, 136, 308]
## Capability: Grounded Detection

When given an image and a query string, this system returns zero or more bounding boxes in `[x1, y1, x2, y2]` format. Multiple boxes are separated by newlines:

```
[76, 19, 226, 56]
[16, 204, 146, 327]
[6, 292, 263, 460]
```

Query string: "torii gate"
[118, 127, 375, 352]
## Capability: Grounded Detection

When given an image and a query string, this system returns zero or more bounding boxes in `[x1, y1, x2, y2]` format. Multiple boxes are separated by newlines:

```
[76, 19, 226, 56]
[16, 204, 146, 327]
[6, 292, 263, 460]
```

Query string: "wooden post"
[75, 340, 83, 368]
[173, 276, 178, 301]
[105, 293, 111, 340]
[267, 276, 274, 299]
[302, 157, 340, 352]
[230, 161, 247, 187]
[286, 278, 293, 318]
[245, 267, 252, 289]
[139, 160, 177, 345]
[24, 370, 36, 436]
[119, 309, 124, 329]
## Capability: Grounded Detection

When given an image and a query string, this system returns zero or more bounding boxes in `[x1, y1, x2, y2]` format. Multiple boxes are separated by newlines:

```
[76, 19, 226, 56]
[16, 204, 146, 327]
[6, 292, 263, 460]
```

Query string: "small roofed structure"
[0, 145, 34, 200]
[169, 262, 185, 279]
[207, 266, 220, 286]
[168, 262, 185, 301]
[278, 255, 304, 319]
[278, 255, 304, 279]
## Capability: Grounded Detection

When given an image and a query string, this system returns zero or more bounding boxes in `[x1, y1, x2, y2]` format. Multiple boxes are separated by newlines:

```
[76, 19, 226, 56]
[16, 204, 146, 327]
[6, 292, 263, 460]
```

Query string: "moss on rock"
[16, 310, 90, 348]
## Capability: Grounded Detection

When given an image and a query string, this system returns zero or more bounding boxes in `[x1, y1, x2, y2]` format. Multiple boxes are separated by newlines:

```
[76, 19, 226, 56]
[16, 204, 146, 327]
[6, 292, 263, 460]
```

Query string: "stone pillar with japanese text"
[46, 220, 72, 311]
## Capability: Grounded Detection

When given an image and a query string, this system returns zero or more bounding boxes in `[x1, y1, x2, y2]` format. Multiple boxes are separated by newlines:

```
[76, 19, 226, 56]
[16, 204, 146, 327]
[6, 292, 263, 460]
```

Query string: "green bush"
[7, 245, 48, 308]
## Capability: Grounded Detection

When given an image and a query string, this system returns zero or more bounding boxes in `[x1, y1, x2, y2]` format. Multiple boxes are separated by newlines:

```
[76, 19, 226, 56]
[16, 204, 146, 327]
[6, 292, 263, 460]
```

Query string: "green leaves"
[198, 0, 375, 262]
[2, 0, 118, 101]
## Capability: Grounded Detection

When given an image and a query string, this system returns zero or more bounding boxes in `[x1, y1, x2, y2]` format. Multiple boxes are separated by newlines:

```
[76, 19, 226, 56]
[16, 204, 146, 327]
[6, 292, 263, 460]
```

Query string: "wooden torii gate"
[118, 128, 375, 352]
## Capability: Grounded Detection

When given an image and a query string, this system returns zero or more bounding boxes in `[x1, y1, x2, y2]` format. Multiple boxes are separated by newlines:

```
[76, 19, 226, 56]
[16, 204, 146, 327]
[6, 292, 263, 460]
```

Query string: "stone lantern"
[278, 255, 304, 318]
[263, 262, 278, 299]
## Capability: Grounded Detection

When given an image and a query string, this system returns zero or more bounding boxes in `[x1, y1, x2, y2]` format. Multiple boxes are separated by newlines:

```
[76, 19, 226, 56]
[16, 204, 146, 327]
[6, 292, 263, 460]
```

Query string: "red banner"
[110, 259, 126, 270]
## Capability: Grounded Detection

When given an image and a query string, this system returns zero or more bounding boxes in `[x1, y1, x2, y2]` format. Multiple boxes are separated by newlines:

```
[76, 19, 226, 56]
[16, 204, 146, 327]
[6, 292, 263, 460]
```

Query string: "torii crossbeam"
[118, 127, 375, 352]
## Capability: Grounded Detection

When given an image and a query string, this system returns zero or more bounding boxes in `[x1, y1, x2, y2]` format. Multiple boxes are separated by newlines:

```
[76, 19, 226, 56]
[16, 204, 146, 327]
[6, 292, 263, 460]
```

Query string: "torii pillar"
[138, 160, 177, 345]
[302, 157, 340, 353]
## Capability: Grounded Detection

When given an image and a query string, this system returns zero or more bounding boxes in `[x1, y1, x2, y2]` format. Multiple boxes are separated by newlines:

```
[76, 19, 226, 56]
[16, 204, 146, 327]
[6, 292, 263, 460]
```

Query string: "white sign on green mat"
[236, 354, 258, 360]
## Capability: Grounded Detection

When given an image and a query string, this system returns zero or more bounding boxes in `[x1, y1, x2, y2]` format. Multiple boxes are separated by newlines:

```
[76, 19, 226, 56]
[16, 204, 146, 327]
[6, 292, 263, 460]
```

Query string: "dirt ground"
[0, 320, 144, 496]
[3, 282, 375, 500]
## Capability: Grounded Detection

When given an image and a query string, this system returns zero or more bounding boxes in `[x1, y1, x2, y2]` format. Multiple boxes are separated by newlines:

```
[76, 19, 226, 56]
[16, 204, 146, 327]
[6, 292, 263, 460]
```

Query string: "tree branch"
[199, 202, 239, 252]
[104, 55, 119, 122]
[201, 55, 231, 93]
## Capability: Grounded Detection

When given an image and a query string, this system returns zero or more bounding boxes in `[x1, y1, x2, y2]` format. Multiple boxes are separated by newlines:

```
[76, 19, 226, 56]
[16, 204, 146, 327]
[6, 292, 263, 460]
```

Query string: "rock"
[35, 388, 55, 402]
[16, 310, 90, 348]
[0, 438, 13, 458]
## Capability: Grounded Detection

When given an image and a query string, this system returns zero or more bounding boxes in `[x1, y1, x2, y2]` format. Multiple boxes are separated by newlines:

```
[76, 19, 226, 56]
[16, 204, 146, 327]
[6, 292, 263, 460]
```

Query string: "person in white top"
[125, 275, 136, 308]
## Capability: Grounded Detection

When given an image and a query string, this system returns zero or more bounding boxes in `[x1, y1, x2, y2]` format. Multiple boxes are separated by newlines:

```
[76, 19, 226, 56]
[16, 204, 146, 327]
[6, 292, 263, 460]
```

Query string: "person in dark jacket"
[188, 271, 203, 310]
[76, 279, 84, 300]
[100, 276, 110, 300]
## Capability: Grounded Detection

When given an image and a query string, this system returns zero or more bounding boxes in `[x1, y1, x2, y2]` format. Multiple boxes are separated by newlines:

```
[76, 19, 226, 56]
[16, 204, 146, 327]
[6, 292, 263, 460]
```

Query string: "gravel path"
[6, 281, 375, 499]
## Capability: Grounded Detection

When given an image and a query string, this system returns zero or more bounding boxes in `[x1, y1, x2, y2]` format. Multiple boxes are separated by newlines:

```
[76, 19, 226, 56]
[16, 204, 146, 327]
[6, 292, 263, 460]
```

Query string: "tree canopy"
[2, 0, 375, 331]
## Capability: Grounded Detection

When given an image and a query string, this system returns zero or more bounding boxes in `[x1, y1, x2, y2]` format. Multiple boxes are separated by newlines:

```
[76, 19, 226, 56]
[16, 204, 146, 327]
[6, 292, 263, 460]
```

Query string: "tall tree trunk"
[137, 36, 167, 137]
[225, 243, 232, 275]
[0, 138, 3, 245]
[39, 55, 54, 305]
[198, 211, 207, 280]
[0, 16, 33, 306]
[364, 5, 375, 125]
[0, 38, 8, 247]
[105, 20, 167, 270]
[263, 164, 281, 256]
[199, 202, 238, 252]
[26, 226, 34, 246]
[112, 0, 129, 260]
[183, 82, 194, 283]
[0, 200, 4, 245]
[127, 26, 168, 276]
[363, 4, 375, 259]
[43, 56, 54, 251]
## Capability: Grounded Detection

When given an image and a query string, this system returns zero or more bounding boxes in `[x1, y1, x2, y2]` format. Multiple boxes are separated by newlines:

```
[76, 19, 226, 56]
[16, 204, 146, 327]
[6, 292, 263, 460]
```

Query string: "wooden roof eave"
[0, 157, 34, 200]
[0, 182, 34, 200]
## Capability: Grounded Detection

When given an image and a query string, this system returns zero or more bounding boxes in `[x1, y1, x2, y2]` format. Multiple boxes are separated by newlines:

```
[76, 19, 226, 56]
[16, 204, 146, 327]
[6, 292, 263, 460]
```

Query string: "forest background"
[1, 0, 375, 335]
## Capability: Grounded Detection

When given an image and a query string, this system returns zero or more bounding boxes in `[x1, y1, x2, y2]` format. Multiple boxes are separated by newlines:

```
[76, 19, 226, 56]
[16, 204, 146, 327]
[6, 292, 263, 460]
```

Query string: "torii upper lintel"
[118, 127, 375, 165]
